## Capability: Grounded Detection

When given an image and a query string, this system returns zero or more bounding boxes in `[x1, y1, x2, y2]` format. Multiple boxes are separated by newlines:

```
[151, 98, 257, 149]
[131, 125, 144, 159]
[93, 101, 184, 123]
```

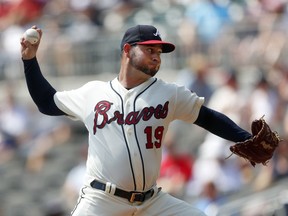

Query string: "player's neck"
[118, 74, 149, 90]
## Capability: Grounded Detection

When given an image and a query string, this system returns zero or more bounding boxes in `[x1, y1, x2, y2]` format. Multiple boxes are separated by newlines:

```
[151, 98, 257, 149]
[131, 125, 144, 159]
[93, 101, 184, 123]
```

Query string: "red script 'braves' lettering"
[93, 101, 169, 134]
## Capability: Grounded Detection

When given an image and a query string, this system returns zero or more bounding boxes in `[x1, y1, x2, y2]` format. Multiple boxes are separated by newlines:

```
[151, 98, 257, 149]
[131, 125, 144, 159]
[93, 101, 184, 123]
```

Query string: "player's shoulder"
[155, 78, 195, 98]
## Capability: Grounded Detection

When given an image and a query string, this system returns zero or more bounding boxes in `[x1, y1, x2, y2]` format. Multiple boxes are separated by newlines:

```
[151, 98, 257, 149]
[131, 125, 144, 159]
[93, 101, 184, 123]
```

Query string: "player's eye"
[146, 47, 162, 55]
[147, 48, 153, 53]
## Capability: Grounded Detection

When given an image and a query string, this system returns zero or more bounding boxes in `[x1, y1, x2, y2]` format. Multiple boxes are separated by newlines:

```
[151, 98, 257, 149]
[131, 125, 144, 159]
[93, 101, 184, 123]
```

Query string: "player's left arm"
[194, 105, 252, 142]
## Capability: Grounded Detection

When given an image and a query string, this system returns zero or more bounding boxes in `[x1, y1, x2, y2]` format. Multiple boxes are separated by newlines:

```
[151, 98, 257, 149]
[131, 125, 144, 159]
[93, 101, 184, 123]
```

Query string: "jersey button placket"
[124, 93, 144, 188]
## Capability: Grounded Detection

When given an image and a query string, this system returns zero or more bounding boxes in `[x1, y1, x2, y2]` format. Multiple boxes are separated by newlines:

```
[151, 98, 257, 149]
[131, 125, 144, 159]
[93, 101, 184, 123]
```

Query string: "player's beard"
[129, 50, 160, 77]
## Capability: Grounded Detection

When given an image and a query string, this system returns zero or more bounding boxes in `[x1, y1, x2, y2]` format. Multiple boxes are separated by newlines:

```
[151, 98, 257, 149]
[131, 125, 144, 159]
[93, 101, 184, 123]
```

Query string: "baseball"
[24, 28, 40, 44]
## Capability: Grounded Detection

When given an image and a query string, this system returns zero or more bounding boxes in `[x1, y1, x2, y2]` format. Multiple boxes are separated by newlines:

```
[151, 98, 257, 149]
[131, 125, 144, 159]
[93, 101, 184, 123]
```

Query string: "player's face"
[129, 44, 162, 77]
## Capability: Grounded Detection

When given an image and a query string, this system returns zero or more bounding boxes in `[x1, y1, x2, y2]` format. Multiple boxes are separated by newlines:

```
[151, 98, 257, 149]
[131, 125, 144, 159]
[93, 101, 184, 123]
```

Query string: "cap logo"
[153, 29, 161, 37]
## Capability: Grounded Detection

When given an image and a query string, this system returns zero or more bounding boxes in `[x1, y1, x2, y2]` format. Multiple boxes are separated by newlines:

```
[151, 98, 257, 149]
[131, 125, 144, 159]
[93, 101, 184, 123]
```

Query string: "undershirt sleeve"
[194, 105, 252, 142]
[23, 57, 66, 116]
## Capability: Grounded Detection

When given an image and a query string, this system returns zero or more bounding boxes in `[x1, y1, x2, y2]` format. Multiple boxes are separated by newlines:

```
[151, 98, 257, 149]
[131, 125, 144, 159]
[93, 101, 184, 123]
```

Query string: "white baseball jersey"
[54, 77, 204, 192]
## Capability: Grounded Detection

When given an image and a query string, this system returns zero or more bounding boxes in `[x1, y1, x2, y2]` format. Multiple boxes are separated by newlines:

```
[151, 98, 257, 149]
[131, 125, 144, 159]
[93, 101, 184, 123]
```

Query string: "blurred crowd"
[1, 0, 288, 215]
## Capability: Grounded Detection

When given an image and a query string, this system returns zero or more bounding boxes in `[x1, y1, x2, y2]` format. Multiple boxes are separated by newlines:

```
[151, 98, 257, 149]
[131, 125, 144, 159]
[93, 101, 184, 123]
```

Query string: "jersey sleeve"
[53, 82, 95, 121]
[173, 85, 205, 123]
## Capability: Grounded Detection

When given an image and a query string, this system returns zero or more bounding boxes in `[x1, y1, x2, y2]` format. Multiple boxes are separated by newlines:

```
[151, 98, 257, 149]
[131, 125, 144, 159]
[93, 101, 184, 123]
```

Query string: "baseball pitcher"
[20, 25, 280, 216]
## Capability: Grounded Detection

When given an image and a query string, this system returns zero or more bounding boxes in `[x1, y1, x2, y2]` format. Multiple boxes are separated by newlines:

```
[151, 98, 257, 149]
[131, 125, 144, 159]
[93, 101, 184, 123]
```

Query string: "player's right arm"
[20, 26, 66, 116]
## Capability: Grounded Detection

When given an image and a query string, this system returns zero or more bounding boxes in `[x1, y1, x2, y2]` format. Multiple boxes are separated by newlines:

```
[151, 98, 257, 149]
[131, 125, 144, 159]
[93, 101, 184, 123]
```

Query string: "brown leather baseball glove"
[229, 116, 281, 167]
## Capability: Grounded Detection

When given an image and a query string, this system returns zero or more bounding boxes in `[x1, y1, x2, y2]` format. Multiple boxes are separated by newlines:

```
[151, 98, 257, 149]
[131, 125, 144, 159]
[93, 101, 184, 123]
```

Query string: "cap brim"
[137, 40, 175, 53]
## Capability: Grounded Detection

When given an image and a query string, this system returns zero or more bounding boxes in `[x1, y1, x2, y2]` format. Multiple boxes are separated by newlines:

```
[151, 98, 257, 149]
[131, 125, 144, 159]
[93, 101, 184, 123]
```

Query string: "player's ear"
[123, 43, 132, 54]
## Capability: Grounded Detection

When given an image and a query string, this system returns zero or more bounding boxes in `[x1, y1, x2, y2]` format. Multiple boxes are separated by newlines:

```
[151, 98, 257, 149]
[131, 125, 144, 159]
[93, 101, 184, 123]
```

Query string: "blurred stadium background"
[1, 0, 288, 215]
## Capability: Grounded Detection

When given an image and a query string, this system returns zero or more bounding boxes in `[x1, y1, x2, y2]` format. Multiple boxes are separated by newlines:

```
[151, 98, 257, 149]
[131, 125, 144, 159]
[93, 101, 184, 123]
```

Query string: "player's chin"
[148, 66, 160, 76]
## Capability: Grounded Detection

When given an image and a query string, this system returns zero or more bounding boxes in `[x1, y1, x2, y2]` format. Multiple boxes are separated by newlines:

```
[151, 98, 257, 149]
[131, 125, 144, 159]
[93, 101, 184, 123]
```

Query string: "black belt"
[90, 180, 156, 203]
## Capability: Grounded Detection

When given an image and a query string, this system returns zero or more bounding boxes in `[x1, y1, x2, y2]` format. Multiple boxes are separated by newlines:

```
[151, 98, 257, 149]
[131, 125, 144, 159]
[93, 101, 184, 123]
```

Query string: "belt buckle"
[129, 192, 144, 203]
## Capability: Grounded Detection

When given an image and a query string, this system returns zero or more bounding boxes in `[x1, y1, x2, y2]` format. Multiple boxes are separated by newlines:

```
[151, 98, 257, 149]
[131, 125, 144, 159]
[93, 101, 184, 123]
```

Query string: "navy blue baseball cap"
[120, 25, 175, 53]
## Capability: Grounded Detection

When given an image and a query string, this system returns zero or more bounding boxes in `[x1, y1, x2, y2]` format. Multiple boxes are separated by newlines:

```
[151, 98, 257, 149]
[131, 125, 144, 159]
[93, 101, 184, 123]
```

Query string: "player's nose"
[152, 54, 161, 63]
